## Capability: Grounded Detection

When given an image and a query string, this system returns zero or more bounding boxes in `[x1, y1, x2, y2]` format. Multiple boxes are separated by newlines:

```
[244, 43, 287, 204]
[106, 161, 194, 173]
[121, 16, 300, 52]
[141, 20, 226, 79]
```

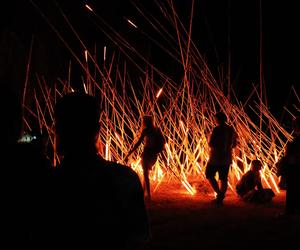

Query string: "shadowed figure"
[125, 115, 165, 200]
[53, 92, 149, 249]
[236, 159, 275, 203]
[276, 116, 300, 217]
[205, 111, 238, 205]
[1, 84, 52, 249]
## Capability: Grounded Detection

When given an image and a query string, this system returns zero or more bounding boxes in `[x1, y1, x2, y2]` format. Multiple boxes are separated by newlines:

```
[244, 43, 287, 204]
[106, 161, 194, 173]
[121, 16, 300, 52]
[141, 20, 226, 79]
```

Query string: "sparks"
[156, 88, 163, 98]
[103, 46, 106, 62]
[84, 50, 88, 62]
[127, 19, 138, 29]
[85, 4, 93, 12]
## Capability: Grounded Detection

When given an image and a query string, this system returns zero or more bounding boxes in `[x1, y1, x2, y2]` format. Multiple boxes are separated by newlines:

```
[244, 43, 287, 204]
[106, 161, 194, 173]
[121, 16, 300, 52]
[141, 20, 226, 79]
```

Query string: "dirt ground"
[142, 181, 300, 250]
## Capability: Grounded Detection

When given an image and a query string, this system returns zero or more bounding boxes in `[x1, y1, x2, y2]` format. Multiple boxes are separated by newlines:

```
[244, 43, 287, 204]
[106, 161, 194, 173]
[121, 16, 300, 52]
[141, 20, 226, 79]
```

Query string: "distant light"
[85, 4, 93, 12]
[126, 19, 138, 29]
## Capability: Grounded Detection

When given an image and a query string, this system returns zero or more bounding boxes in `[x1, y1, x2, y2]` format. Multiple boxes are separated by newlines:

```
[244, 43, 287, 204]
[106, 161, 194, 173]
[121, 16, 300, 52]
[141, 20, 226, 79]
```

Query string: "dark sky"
[1, 0, 299, 119]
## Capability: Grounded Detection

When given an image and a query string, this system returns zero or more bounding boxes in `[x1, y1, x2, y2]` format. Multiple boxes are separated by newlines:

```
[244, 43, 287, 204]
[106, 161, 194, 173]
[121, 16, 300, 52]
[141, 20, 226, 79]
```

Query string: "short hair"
[143, 115, 153, 127]
[55, 92, 100, 138]
[251, 159, 262, 171]
[215, 112, 227, 124]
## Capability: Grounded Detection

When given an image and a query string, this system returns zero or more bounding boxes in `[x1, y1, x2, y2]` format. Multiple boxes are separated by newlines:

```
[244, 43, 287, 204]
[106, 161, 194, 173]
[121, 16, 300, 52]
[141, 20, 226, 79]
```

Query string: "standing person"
[276, 116, 300, 217]
[205, 111, 238, 205]
[53, 92, 150, 249]
[125, 115, 165, 200]
[236, 159, 275, 203]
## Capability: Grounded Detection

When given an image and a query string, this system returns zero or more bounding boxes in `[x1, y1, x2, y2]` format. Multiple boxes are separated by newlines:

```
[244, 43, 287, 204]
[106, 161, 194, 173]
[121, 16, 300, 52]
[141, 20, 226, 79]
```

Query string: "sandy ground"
[141, 181, 300, 250]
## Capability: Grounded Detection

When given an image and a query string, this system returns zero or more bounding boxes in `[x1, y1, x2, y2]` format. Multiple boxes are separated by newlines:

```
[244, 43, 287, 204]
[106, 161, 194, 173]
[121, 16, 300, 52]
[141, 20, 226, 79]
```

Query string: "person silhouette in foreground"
[206, 111, 238, 205]
[53, 92, 149, 249]
[276, 116, 300, 217]
[236, 159, 275, 203]
[2, 84, 52, 249]
[124, 115, 165, 201]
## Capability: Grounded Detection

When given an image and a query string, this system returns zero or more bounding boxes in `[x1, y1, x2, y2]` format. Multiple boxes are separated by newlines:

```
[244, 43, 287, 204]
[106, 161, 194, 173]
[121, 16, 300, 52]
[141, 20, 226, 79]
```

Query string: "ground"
[142, 181, 300, 250]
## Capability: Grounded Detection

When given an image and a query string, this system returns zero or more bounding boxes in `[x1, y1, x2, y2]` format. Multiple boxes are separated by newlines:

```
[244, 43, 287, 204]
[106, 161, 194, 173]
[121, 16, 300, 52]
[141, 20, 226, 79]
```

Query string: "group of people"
[3, 88, 299, 249]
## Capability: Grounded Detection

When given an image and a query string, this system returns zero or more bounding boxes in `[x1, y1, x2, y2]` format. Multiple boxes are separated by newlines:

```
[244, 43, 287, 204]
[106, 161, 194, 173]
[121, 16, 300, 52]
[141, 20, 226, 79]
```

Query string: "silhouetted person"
[276, 116, 300, 217]
[53, 92, 149, 249]
[236, 159, 275, 203]
[125, 115, 165, 200]
[1, 84, 52, 249]
[206, 111, 238, 204]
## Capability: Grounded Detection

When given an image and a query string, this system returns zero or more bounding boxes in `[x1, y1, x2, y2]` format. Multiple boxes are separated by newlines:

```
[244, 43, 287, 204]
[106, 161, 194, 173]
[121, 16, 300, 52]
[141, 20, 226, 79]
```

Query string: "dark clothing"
[3, 142, 53, 249]
[236, 170, 274, 203]
[52, 154, 149, 250]
[205, 163, 230, 181]
[277, 135, 300, 214]
[206, 124, 237, 181]
[208, 124, 237, 166]
[236, 170, 262, 196]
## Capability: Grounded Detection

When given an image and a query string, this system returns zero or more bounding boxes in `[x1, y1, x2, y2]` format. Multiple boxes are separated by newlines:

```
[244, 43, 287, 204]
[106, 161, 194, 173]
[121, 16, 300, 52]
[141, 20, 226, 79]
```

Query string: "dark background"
[1, 0, 299, 122]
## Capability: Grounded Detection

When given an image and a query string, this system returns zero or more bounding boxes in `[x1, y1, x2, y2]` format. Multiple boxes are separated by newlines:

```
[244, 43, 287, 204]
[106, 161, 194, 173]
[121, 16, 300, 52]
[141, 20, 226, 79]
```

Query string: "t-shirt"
[208, 124, 237, 165]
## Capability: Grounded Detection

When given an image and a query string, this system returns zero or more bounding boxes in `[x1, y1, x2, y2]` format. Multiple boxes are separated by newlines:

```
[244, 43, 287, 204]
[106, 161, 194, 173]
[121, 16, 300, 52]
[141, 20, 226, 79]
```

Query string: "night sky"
[1, 0, 299, 121]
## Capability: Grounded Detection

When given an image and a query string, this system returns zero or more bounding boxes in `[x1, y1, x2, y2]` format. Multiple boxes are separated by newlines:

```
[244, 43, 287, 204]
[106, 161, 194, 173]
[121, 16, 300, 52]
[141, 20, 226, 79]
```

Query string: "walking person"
[125, 115, 165, 200]
[205, 111, 238, 205]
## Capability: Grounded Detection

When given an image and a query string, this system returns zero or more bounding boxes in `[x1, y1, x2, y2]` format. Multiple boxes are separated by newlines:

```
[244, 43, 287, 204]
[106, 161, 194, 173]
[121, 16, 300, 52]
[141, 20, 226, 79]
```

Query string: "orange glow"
[181, 180, 196, 195]
[156, 88, 163, 98]
[24, 0, 295, 196]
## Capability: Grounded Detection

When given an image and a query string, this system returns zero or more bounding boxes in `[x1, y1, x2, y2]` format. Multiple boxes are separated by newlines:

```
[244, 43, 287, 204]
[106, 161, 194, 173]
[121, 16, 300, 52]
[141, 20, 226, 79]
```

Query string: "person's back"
[209, 123, 236, 166]
[53, 92, 149, 249]
[277, 117, 300, 216]
[206, 111, 237, 204]
[236, 170, 259, 197]
[236, 160, 274, 204]
[143, 126, 165, 154]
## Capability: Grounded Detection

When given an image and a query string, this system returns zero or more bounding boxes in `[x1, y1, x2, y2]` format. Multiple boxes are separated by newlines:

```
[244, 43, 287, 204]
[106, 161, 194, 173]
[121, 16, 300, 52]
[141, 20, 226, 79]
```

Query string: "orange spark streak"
[84, 50, 88, 62]
[103, 46, 107, 62]
[156, 88, 163, 98]
[181, 180, 196, 195]
[85, 4, 93, 12]
[127, 19, 138, 29]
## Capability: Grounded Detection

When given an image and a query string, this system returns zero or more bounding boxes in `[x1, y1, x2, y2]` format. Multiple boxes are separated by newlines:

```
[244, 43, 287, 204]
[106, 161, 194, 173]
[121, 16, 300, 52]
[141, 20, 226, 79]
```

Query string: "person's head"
[143, 115, 154, 128]
[215, 111, 227, 125]
[251, 159, 262, 172]
[54, 92, 100, 155]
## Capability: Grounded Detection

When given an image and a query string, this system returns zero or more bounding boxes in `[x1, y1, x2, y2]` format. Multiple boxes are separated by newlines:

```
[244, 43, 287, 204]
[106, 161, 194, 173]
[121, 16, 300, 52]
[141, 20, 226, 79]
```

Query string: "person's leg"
[218, 165, 230, 202]
[141, 153, 157, 200]
[205, 163, 221, 196]
[143, 166, 151, 199]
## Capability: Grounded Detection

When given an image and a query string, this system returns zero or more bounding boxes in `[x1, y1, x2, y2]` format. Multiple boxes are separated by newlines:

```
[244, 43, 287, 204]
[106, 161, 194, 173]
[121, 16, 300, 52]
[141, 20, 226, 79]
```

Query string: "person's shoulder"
[103, 160, 140, 181]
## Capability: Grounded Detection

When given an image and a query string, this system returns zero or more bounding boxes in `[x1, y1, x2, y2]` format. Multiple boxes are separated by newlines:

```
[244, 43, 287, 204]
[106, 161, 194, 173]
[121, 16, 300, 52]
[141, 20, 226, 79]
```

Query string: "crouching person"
[236, 159, 275, 204]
